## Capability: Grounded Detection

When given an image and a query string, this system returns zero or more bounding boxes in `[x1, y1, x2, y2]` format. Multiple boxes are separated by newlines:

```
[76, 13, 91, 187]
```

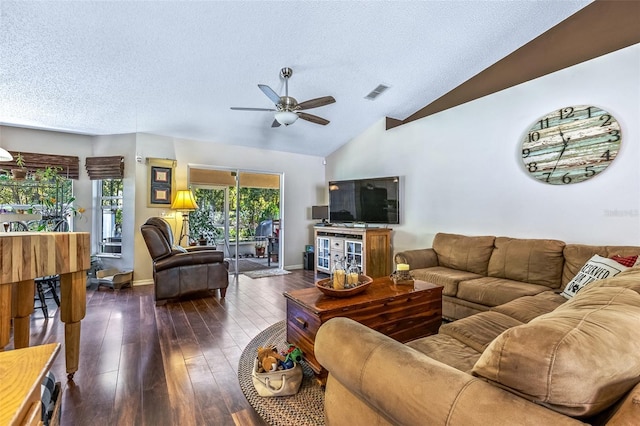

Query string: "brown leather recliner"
[141, 217, 229, 304]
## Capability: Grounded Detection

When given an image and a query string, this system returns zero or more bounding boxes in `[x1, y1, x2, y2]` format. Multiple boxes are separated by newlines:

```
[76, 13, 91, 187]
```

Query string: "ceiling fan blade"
[297, 96, 336, 110]
[258, 84, 281, 104]
[271, 119, 281, 128]
[297, 112, 330, 126]
[230, 107, 276, 111]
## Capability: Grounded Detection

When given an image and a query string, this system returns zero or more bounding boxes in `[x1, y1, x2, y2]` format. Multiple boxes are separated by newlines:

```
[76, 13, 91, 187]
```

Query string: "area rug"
[228, 258, 271, 274]
[243, 269, 291, 279]
[237, 321, 325, 426]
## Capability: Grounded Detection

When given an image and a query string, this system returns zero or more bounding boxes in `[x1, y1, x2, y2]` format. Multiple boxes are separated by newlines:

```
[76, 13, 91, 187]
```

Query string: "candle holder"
[391, 263, 414, 285]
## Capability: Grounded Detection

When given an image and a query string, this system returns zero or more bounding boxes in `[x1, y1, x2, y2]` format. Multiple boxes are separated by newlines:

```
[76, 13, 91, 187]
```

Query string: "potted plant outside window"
[11, 153, 27, 180]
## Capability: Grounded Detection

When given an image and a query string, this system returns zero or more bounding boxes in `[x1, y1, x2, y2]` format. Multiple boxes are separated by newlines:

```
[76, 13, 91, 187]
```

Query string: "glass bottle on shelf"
[346, 258, 360, 288]
[331, 257, 346, 290]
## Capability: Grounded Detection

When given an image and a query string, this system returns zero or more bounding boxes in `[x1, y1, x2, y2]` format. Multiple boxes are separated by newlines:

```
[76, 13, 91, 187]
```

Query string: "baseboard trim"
[132, 279, 154, 287]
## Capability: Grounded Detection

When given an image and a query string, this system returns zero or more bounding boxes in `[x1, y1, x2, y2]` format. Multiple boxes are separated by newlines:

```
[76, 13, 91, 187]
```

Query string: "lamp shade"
[274, 111, 298, 126]
[171, 189, 198, 211]
[0, 147, 13, 162]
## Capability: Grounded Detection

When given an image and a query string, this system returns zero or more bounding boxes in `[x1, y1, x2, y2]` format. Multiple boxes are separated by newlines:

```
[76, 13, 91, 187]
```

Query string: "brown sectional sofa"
[314, 233, 640, 425]
[394, 232, 640, 320]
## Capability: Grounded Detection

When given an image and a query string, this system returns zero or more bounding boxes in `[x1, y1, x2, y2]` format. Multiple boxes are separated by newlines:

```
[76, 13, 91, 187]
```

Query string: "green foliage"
[189, 186, 279, 245]
[189, 188, 225, 245]
[34, 166, 63, 182]
[0, 178, 73, 214]
[229, 187, 280, 238]
[15, 153, 25, 168]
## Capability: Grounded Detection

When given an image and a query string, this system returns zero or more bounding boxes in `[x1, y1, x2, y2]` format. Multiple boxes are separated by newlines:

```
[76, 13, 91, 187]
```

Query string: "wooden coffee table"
[284, 276, 442, 380]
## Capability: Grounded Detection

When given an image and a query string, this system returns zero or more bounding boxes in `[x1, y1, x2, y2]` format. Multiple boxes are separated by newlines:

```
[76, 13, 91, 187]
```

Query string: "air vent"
[364, 84, 390, 100]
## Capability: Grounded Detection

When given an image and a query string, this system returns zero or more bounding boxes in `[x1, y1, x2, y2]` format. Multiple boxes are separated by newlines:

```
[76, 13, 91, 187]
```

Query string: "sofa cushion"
[472, 284, 640, 417]
[487, 237, 565, 288]
[560, 254, 628, 299]
[562, 244, 640, 286]
[442, 296, 490, 320]
[588, 266, 640, 294]
[432, 233, 495, 275]
[439, 311, 523, 353]
[456, 277, 551, 307]
[410, 266, 482, 297]
[491, 291, 565, 323]
[407, 333, 482, 373]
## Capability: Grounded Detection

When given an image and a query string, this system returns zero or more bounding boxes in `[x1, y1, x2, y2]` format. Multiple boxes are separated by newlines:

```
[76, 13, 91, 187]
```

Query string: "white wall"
[326, 44, 640, 253]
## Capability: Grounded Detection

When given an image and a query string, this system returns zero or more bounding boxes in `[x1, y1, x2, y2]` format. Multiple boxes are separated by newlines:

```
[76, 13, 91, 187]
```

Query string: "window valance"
[8, 151, 80, 179]
[85, 156, 124, 180]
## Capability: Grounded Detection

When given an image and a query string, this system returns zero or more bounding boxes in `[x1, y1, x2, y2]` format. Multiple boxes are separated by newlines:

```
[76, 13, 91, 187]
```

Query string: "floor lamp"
[171, 189, 198, 246]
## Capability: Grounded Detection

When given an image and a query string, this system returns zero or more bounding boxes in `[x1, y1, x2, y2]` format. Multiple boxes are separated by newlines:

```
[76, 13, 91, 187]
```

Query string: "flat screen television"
[328, 176, 400, 224]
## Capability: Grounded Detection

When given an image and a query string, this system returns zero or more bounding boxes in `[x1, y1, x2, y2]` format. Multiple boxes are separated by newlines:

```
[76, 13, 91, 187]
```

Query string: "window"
[0, 173, 75, 231]
[98, 179, 123, 256]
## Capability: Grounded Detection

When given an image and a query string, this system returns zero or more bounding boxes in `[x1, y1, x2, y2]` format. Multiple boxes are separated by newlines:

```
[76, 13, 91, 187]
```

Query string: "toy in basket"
[251, 345, 303, 397]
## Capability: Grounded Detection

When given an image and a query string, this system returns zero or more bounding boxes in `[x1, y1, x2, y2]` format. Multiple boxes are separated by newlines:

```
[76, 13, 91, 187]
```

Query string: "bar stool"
[34, 276, 61, 317]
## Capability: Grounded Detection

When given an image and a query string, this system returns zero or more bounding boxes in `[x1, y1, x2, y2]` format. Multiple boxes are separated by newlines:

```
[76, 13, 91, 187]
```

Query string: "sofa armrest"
[315, 317, 584, 426]
[394, 248, 438, 269]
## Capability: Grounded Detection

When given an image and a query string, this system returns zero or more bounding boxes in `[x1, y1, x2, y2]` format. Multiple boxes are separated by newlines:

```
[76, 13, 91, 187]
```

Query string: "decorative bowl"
[315, 275, 373, 298]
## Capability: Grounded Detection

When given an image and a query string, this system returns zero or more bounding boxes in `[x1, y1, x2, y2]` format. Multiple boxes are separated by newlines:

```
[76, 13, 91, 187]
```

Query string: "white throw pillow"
[173, 244, 188, 253]
[561, 254, 628, 299]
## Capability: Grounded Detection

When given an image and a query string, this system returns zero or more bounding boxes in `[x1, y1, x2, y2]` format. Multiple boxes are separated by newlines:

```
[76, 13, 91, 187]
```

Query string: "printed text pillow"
[561, 254, 628, 299]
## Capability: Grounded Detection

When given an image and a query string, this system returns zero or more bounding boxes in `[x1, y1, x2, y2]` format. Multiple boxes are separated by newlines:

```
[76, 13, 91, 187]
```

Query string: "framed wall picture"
[147, 158, 177, 207]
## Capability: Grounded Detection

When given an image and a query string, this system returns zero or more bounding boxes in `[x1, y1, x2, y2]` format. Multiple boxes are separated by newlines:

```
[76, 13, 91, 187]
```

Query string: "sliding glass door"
[188, 167, 282, 276]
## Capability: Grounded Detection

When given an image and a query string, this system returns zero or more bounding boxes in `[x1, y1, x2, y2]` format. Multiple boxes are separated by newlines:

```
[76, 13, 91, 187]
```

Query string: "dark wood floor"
[14, 269, 319, 426]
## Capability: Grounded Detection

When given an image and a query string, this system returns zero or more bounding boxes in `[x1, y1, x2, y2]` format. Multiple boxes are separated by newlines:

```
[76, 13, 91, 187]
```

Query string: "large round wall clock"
[521, 105, 621, 185]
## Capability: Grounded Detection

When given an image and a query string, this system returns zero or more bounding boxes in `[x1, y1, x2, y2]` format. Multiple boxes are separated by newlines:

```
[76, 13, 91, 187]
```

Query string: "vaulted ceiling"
[0, 0, 605, 157]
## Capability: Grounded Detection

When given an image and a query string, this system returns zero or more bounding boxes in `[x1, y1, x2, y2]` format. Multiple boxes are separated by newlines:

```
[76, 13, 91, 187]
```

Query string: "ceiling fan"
[231, 67, 335, 127]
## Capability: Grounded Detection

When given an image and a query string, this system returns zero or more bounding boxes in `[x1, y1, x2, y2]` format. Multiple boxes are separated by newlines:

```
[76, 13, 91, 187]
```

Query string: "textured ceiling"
[0, 1, 592, 157]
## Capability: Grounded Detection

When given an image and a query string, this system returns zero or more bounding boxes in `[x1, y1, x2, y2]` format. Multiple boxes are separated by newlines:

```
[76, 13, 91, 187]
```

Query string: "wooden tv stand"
[314, 226, 392, 278]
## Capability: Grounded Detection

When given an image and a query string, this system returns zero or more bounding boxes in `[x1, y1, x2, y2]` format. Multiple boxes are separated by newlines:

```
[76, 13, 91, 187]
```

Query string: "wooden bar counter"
[0, 232, 89, 379]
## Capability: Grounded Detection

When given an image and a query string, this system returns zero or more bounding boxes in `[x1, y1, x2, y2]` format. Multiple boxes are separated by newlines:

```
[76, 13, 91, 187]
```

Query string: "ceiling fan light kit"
[274, 111, 299, 126]
[231, 67, 335, 127]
